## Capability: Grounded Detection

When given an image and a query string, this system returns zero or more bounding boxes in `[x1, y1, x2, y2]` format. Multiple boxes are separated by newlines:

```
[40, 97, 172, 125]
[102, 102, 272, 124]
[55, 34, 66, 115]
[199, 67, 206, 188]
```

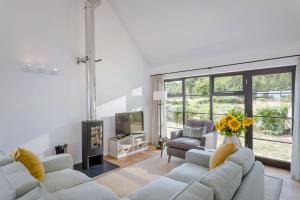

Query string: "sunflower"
[215, 122, 221, 131]
[228, 118, 241, 132]
[220, 117, 227, 124]
[243, 117, 253, 127]
[220, 121, 226, 130]
[224, 114, 234, 122]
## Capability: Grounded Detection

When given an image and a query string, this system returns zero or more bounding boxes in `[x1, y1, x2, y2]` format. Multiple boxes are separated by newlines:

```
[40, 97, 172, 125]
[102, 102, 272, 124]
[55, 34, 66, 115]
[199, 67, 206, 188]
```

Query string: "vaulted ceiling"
[109, 0, 300, 67]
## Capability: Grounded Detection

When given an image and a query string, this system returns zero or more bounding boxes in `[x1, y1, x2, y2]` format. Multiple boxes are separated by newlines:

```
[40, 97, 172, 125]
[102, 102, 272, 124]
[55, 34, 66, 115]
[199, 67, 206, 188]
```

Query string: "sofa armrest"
[42, 154, 73, 173]
[200, 131, 218, 149]
[170, 129, 183, 140]
[185, 149, 212, 168]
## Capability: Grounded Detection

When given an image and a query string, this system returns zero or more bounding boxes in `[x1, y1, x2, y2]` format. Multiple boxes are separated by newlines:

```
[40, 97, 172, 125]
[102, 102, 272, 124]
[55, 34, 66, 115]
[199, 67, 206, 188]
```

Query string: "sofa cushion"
[17, 187, 57, 200]
[1, 162, 40, 198]
[165, 163, 208, 183]
[199, 161, 242, 200]
[0, 151, 13, 166]
[182, 125, 207, 138]
[185, 149, 212, 168]
[131, 177, 187, 200]
[232, 161, 264, 200]
[53, 181, 120, 200]
[226, 147, 255, 177]
[1, 161, 28, 174]
[0, 171, 15, 200]
[42, 154, 73, 174]
[42, 168, 91, 193]
[171, 181, 213, 200]
[166, 137, 201, 151]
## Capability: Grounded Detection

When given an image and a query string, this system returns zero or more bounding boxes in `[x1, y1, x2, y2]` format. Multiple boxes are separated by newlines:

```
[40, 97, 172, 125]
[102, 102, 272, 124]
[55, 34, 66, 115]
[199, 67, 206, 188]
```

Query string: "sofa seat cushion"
[199, 161, 242, 200]
[226, 147, 255, 177]
[131, 177, 187, 200]
[166, 137, 201, 151]
[171, 181, 214, 200]
[17, 187, 57, 200]
[42, 169, 91, 193]
[165, 163, 208, 183]
[53, 181, 120, 200]
[1, 162, 40, 198]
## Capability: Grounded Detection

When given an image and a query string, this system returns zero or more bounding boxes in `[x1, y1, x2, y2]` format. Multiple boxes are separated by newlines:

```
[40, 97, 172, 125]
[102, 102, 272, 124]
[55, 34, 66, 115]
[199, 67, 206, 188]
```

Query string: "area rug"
[264, 175, 283, 200]
[95, 154, 283, 199]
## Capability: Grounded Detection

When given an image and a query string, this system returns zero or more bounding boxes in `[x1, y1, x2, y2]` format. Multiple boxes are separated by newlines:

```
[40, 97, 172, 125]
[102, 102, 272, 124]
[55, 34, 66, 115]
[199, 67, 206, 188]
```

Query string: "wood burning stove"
[82, 120, 103, 170]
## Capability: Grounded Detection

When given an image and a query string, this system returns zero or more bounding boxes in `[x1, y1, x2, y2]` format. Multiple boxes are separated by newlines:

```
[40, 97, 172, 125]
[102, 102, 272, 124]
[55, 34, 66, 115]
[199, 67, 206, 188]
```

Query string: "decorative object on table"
[153, 90, 168, 149]
[55, 144, 68, 154]
[10, 147, 45, 181]
[209, 143, 236, 170]
[214, 108, 253, 148]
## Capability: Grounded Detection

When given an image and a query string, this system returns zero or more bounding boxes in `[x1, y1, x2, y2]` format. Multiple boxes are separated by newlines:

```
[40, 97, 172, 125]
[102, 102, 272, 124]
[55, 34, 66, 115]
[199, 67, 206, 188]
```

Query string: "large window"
[185, 77, 210, 121]
[164, 66, 295, 168]
[165, 80, 184, 135]
[252, 72, 293, 162]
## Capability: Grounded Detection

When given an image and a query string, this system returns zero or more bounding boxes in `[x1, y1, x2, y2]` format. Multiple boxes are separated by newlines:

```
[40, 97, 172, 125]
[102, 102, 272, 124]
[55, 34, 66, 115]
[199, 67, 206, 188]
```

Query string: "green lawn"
[216, 132, 291, 161]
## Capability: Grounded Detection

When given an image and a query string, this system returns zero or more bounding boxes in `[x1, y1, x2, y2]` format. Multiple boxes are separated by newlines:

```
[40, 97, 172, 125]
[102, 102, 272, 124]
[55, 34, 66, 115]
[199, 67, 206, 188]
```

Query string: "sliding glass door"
[165, 80, 184, 137]
[164, 66, 295, 168]
[249, 69, 294, 167]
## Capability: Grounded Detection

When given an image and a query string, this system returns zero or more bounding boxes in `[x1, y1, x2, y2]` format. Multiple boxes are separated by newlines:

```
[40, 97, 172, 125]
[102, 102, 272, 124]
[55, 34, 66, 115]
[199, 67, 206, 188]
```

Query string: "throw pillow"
[209, 143, 235, 170]
[11, 148, 45, 181]
[182, 125, 207, 138]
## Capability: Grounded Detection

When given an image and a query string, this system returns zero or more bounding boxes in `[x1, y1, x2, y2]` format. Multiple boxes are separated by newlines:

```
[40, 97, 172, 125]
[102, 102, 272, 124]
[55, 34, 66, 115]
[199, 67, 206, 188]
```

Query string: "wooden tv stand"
[109, 133, 148, 159]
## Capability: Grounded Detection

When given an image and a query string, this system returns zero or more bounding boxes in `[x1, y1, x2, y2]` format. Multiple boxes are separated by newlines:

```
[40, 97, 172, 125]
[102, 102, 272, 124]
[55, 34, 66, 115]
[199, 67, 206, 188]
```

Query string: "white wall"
[0, 0, 86, 162]
[0, 0, 149, 162]
[94, 0, 149, 155]
[149, 41, 300, 78]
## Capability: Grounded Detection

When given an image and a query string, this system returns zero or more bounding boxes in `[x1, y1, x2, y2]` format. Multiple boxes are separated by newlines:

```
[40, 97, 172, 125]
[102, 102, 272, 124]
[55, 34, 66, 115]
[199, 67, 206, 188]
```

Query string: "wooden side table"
[158, 137, 167, 157]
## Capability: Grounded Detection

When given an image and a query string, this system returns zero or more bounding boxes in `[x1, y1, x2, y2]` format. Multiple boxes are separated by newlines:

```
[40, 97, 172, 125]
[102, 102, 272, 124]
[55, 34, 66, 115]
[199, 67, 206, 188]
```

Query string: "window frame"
[164, 65, 295, 169]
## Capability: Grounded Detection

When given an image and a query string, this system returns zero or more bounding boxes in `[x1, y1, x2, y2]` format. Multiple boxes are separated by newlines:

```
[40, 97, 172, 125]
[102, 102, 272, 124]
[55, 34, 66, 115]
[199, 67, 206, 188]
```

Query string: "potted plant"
[214, 109, 253, 148]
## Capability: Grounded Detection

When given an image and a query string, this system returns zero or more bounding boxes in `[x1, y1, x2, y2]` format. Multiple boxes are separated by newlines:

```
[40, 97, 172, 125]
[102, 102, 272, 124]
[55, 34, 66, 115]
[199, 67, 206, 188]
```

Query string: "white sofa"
[0, 148, 264, 200]
[131, 148, 264, 200]
[0, 152, 123, 200]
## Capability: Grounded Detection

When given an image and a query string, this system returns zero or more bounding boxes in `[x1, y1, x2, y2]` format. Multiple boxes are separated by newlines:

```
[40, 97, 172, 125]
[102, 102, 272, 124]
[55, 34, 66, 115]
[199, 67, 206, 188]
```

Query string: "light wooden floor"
[104, 147, 300, 199]
[104, 145, 159, 167]
[265, 166, 300, 199]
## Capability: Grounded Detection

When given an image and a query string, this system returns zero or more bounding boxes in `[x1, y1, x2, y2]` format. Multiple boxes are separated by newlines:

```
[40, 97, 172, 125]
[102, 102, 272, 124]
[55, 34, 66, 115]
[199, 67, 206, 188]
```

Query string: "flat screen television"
[115, 111, 144, 136]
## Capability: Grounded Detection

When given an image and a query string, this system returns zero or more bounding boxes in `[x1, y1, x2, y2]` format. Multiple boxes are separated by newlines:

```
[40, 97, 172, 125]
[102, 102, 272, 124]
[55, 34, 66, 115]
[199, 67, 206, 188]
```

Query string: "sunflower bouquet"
[215, 109, 253, 137]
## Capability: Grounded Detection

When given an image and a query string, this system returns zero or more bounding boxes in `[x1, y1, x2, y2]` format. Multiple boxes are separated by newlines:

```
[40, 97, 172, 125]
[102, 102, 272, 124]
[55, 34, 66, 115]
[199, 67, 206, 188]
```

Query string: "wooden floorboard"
[104, 145, 159, 167]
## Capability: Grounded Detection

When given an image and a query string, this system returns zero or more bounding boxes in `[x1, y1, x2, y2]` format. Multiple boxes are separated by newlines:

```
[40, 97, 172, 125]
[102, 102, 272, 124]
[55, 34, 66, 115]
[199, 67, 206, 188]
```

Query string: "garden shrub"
[255, 105, 289, 135]
[214, 96, 243, 104]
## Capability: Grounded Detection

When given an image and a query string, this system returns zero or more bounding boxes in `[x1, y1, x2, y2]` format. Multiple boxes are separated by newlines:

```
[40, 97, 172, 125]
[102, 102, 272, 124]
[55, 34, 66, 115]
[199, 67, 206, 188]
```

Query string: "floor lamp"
[153, 91, 168, 147]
